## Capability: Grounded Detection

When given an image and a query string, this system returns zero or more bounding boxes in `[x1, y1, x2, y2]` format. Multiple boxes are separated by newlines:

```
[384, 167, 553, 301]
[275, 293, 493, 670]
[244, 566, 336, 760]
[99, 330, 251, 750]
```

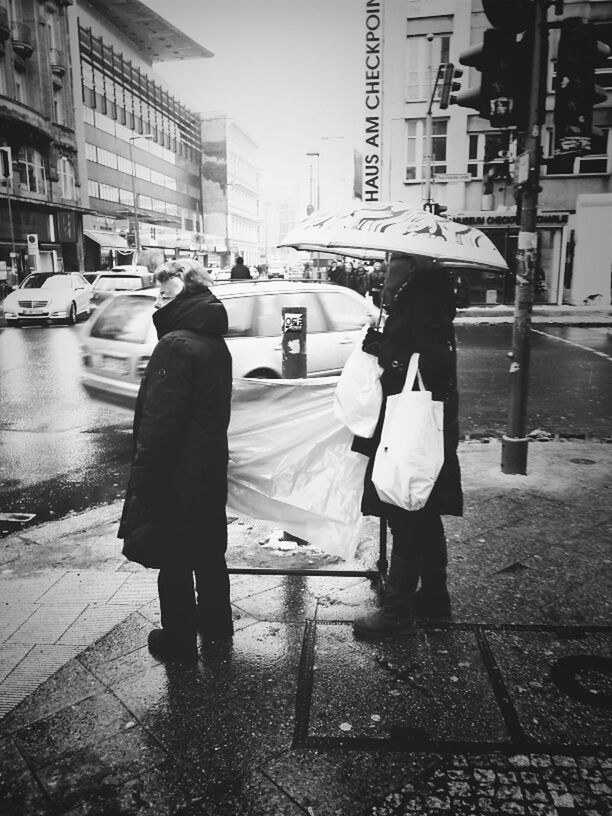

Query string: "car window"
[254, 292, 326, 336]
[41, 276, 70, 289]
[222, 295, 254, 337]
[320, 291, 372, 331]
[71, 273, 85, 287]
[94, 276, 144, 292]
[90, 296, 155, 343]
[22, 273, 56, 288]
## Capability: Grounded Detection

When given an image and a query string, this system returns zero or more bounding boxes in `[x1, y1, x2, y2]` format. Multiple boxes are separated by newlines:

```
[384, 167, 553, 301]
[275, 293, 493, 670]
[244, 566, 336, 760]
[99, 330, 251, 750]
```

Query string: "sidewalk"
[1, 440, 611, 815]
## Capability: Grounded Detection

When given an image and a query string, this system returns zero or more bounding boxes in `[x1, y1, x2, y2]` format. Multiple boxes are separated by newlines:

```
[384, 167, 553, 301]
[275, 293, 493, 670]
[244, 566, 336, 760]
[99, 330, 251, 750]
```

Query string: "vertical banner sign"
[281, 307, 307, 379]
[364, 0, 383, 202]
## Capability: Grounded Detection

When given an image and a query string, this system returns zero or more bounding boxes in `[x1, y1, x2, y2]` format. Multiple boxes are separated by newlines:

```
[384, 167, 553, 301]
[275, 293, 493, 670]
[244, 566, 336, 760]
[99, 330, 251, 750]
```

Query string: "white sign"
[363, 0, 383, 203]
[434, 173, 472, 182]
[517, 152, 530, 185]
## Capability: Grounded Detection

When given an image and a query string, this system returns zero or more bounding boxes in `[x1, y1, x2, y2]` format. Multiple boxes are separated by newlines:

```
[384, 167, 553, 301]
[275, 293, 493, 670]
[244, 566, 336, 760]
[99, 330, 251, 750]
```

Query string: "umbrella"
[279, 202, 508, 271]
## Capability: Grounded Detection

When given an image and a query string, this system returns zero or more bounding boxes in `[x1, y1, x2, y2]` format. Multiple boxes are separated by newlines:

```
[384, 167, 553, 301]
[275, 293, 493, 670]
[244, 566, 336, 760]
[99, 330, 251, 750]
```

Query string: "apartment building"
[373, 0, 612, 305]
[0, 0, 85, 283]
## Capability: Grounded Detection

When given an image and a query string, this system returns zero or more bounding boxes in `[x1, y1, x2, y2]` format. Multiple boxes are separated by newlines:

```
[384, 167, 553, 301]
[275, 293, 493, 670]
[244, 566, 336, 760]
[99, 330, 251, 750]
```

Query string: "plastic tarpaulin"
[227, 377, 368, 560]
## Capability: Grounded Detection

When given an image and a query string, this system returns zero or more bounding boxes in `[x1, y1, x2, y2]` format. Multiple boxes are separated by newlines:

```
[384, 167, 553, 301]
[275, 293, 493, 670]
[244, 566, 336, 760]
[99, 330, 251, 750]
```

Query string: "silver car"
[79, 280, 379, 406]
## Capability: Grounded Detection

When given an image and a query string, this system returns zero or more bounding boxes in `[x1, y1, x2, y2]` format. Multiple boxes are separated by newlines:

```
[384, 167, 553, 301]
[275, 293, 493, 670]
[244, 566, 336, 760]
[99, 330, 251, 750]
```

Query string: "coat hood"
[153, 288, 228, 340]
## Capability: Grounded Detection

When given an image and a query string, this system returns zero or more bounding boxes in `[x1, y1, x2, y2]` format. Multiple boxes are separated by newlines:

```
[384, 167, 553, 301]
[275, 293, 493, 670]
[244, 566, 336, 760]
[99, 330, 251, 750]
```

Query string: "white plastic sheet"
[227, 377, 367, 560]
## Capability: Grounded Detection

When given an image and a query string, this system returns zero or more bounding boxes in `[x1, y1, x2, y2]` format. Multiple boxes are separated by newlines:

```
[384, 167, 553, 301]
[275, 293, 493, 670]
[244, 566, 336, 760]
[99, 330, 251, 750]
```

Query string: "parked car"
[3, 272, 93, 326]
[81, 271, 103, 285]
[79, 280, 379, 405]
[90, 269, 156, 312]
[109, 265, 151, 276]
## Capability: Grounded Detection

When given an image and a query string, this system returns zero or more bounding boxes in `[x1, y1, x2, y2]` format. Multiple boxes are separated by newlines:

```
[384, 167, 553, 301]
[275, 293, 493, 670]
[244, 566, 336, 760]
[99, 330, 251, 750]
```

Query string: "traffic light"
[554, 18, 611, 156]
[451, 29, 528, 128]
[439, 63, 463, 110]
[423, 202, 447, 217]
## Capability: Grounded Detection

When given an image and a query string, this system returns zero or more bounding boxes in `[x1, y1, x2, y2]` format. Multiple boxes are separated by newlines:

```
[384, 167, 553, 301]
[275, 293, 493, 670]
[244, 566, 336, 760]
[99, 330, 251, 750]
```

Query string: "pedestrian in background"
[118, 259, 233, 663]
[230, 255, 251, 279]
[352, 252, 463, 638]
[367, 260, 386, 308]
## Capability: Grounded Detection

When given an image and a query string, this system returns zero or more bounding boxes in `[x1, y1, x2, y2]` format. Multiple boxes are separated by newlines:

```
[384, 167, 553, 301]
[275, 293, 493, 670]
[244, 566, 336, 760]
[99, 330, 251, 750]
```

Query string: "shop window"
[58, 156, 76, 199]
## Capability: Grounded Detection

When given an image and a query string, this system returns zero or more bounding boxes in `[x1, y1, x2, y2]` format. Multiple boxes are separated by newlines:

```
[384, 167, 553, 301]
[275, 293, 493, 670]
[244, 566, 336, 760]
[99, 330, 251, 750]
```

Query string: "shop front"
[449, 210, 570, 307]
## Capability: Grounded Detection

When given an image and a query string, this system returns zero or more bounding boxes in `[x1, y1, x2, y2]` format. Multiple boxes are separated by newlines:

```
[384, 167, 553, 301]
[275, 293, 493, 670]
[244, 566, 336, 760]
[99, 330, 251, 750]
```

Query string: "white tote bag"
[333, 326, 383, 438]
[372, 353, 444, 511]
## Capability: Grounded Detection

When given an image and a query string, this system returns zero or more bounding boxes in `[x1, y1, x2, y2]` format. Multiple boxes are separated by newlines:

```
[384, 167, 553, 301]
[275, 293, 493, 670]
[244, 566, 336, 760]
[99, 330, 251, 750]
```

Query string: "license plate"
[99, 355, 129, 375]
[21, 308, 44, 315]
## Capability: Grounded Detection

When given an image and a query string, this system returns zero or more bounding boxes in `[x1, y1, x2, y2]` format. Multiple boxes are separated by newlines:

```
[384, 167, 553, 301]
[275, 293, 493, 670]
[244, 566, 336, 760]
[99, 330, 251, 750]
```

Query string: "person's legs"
[194, 551, 233, 641]
[352, 510, 428, 638]
[148, 566, 198, 662]
[413, 514, 451, 618]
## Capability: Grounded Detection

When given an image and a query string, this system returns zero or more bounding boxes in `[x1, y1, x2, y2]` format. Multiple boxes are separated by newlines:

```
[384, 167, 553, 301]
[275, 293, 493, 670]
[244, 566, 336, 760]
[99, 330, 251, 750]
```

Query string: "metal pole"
[501, 0, 548, 475]
[424, 34, 435, 205]
[6, 184, 17, 285]
[128, 137, 140, 261]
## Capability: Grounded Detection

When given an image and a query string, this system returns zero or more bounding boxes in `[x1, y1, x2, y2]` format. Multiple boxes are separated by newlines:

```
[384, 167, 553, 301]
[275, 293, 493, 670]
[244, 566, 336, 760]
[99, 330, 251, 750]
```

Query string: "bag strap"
[403, 353, 426, 393]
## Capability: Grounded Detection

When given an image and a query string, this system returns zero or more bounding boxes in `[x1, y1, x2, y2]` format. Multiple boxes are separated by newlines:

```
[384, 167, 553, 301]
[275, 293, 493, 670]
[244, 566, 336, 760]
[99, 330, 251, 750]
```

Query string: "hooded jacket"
[118, 288, 232, 567]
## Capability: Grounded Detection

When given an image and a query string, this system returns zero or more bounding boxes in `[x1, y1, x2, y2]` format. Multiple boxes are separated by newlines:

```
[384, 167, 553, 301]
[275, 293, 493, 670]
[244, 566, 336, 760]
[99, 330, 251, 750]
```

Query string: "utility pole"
[501, 0, 548, 474]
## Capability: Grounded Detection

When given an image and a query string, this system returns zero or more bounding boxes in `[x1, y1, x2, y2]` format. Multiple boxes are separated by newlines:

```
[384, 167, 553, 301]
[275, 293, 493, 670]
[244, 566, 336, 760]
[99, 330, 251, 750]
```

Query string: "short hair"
[154, 259, 213, 293]
[235, 256, 244, 265]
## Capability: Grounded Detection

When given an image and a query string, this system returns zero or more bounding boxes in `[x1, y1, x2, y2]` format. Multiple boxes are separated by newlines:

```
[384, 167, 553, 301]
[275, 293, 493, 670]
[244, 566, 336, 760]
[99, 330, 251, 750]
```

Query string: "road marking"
[533, 328, 612, 362]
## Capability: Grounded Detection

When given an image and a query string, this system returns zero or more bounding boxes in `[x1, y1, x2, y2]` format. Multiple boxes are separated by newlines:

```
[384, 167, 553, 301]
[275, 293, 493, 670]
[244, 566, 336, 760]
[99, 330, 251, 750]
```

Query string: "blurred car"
[3, 272, 92, 326]
[267, 264, 286, 279]
[90, 269, 156, 312]
[79, 280, 378, 405]
[109, 264, 150, 275]
[82, 271, 103, 285]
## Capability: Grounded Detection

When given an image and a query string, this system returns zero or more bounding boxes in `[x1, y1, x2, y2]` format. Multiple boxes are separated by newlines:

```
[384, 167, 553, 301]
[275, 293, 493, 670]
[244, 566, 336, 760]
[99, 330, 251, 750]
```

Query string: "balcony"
[0, 6, 10, 42]
[11, 21, 33, 59]
[50, 47, 66, 79]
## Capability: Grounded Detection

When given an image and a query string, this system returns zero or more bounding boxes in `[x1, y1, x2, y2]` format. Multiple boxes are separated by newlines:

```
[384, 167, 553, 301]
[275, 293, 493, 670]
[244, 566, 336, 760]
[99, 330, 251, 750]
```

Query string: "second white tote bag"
[372, 353, 444, 511]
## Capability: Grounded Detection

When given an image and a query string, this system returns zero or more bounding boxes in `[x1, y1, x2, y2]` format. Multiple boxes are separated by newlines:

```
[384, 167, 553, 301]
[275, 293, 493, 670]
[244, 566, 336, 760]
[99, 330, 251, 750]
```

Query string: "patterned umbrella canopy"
[279, 202, 509, 271]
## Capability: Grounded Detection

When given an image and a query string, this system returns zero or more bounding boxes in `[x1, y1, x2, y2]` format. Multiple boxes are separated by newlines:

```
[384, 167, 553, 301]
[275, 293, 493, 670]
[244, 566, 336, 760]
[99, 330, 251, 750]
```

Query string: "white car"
[79, 280, 379, 406]
[3, 272, 93, 326]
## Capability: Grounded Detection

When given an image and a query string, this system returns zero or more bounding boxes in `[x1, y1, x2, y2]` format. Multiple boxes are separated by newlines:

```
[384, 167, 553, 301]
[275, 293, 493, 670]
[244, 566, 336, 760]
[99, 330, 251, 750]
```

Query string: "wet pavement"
[1, 439, 611, 815]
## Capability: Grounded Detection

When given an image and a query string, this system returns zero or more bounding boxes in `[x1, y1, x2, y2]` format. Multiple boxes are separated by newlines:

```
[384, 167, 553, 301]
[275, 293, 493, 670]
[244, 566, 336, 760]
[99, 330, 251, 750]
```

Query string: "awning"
[83, 230, 129, 249]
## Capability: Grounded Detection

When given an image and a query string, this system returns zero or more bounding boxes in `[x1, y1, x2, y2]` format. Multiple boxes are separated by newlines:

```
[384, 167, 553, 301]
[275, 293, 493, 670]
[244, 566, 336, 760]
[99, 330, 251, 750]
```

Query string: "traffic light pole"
[501, 0, 548, 475]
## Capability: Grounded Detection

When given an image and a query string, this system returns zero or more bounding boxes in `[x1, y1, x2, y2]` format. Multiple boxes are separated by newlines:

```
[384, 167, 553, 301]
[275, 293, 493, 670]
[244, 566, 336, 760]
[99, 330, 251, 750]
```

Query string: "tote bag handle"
[403, 353, 426, 394]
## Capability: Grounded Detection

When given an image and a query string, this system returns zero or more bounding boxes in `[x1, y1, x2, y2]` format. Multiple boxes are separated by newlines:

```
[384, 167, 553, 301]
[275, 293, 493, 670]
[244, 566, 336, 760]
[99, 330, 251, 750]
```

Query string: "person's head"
[154, 259, 213, 309]
[235, 256, 244, 265]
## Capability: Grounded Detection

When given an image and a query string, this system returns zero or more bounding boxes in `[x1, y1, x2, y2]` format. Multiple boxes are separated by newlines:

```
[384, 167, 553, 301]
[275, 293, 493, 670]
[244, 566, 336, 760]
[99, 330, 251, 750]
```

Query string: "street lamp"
[306, 152, 320, 277]
[128, 134, 153, 260]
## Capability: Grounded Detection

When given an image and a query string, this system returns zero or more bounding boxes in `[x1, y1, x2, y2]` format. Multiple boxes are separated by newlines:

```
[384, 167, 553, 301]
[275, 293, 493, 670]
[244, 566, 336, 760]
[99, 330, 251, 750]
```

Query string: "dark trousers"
[389, 508, 447, 589]
[158, 551, 232, 642]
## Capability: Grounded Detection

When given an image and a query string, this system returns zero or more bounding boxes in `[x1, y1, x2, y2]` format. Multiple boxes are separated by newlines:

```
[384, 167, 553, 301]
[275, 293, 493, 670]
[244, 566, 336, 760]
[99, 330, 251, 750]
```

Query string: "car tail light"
[136, 355, 150, 377]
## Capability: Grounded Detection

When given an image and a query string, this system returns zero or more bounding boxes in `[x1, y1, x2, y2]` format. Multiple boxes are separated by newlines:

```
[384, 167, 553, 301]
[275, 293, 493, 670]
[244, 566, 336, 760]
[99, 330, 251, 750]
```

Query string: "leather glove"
[362, 326, 383, 356]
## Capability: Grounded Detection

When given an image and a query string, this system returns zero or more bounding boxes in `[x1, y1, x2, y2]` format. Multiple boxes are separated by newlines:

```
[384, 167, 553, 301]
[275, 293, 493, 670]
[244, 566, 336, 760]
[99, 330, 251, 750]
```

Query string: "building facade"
[0, 0, 86, 285]
[201, 114, 261, 269]
[68, 0, 211, 272]
[374, 0, 612, 306]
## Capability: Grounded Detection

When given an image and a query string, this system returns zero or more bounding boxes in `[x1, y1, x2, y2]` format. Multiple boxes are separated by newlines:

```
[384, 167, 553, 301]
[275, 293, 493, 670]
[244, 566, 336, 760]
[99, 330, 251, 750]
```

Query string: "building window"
[405, 119, 448, 181]
[88, 179, 99, 198]
[19, 148, 47, 195]
[468, 132, 513, 180]
[58, 157, 76, 199]
[545, 128, 610, 175]
[406, 34, 450, 101]
[52, 86, 63, 124]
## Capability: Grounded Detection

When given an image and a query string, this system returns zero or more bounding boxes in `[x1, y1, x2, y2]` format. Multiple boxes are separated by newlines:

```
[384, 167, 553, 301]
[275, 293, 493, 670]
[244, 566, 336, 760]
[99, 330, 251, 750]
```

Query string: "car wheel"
[66, 302, 77, 325]
[245, 368, 280, 379]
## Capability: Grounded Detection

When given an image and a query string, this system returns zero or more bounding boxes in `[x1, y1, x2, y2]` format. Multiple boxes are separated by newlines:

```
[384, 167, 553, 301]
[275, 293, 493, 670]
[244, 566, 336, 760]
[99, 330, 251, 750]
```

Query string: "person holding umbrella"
[352, 252, 463, 638]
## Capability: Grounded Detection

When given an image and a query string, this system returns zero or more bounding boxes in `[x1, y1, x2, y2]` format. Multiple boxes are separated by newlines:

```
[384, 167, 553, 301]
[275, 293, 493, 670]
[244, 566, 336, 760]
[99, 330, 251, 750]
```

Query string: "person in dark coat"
[118, 259, 233, 663]
[230, 255, 252, 279]
[352, 252, 463, 638]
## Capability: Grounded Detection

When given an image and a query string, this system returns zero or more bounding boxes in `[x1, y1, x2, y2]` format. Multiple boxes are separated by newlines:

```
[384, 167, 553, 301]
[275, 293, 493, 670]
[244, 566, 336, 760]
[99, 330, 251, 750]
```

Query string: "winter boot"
[412, 583, 452, 618]
[352, 552, 418, 638]
[148, 629, 198, 665]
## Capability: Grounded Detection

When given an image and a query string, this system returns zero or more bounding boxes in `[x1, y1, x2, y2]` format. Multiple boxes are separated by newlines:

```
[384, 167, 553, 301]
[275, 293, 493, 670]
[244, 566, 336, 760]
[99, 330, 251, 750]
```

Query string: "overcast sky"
[145, 0, 364, 194]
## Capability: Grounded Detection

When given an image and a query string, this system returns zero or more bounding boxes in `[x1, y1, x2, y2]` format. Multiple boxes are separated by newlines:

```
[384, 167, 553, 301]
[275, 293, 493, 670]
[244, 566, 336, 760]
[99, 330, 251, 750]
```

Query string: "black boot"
[148, 629, 198, 664]
[353, 552, 418, 638]
[412, 583, 451, 618]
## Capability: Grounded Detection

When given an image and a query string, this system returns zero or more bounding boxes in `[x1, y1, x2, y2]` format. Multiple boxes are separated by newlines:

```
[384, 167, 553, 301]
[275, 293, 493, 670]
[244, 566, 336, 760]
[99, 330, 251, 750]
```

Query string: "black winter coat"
[353, 272, 463, 521]
[118, 288, 232, 567]
[230, 262, 251, 280]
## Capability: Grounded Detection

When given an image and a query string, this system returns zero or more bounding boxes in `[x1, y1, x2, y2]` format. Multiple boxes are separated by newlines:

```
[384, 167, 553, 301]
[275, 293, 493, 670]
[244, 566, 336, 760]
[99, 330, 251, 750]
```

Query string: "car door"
[71, 273, 90, 313]
[252, 290, 333, 376]
[318, 289, 378, 370]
